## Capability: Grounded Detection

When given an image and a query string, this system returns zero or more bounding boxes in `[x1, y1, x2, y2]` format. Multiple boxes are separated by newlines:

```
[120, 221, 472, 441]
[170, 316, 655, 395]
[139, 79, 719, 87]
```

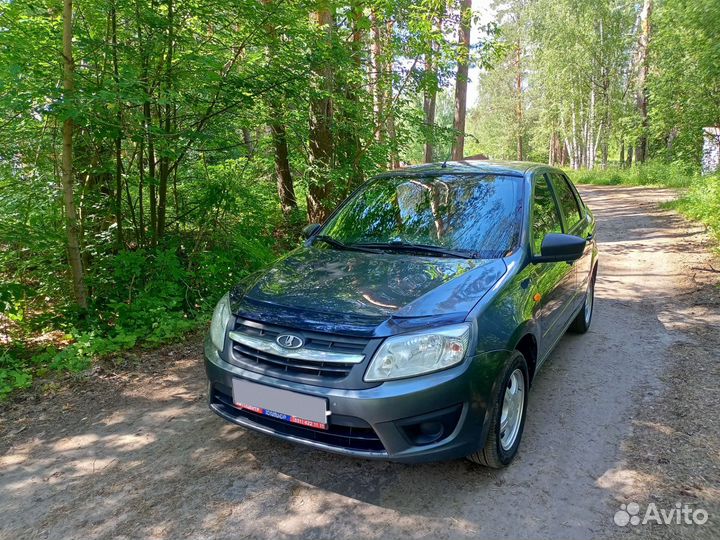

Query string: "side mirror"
[302, 223, 321, 239]
[533, 233, 586, 263]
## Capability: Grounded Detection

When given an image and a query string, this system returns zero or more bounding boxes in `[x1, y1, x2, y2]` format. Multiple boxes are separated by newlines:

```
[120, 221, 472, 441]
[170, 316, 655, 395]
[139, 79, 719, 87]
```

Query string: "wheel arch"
[508, 321, 540, 383]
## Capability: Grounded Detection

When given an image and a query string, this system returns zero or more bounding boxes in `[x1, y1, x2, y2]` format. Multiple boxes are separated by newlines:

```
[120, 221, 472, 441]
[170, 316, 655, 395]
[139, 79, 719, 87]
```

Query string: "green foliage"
[0, 153, 280, 398]
[0, 352, 33, 399]
[650, 0, 720, 162]
[467, 0, 718, 169]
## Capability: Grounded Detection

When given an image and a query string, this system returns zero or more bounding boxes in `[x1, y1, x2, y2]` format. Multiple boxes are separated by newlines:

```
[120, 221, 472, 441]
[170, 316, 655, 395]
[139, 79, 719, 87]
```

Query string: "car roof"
[374, 159, 551, 179]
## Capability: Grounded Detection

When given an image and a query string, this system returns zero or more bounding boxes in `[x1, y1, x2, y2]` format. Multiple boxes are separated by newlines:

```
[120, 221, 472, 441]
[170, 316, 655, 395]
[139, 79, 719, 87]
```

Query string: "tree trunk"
[135, 0, 153, 243]
[587, 85, 596, 169]
[347, 0, 364, 185]
[423, 47, 437, 163]
[138, 138, 145, 245]
[307, 6, 334, 223]
[619, 140, 625, 168]
[61, 0, 88, 310]
[156, 0, 173, 240]
[549, 130, 562, 166]
[349, 0, 363, 64]
[242, 128, 254, 156]
[140, 44, 156, 242]
[145, 101, 156, 242]
[270, 123, 297, 215]
[385, 19, 399, 169]
[570, 109, 579, 169]
[262, 0, 297, 215]
[601, 59, 611, 169]
[635, 0, 652, 164]
[111, 0, 123, 250]
[423, 14, 442, 163]
[601, 134, 609, 169]
[626, 143, 634, 167]
[514, 43, 523, 160]
[451, 0, 472, 161]
[369, 9, 384, 143]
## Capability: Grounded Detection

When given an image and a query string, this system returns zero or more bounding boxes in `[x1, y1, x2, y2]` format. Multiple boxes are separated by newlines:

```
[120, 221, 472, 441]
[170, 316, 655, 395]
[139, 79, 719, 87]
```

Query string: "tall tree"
[111, 0, 123, 249]
[271, 123, 296, 215]
[634, 0, 652, 164]
[136, 0, 157, 245]
[423, 7, 444, 163]
[385, 19, 400, 169]
[451, 0, 472, 160]
[262, 0, 297, 215]
[61, 0, 88, 309]
[423, 47, 437, 163]
[514, 42, 524, 160]
[156, 0, 174, 239]
[369, 9, 385, 143]
[307, 5, 334, 223]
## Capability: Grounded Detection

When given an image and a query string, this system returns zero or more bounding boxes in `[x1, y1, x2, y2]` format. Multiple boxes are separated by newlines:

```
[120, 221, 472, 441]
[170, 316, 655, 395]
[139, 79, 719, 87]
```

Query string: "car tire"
[467, 350, 529, 468]
[569, 269, 596, 334]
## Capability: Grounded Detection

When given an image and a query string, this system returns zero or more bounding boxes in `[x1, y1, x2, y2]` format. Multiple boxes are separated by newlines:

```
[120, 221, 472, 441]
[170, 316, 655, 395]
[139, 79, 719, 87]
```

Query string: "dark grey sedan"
[204, 160, 598, 466]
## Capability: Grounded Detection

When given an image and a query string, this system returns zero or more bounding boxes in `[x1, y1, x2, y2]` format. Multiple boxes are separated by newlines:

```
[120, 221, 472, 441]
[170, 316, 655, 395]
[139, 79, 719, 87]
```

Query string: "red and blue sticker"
[235, 403, 328, 430]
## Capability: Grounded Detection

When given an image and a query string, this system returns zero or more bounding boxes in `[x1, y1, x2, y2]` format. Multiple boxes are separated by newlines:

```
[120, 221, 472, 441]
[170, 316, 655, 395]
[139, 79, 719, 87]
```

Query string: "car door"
[548, 172, 591, 312]
[562, 174, 595, 297]
[530, 173, 576, 358]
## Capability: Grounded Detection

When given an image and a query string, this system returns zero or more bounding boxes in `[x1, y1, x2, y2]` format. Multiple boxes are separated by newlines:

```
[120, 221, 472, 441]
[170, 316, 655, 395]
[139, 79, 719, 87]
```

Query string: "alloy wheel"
[500, 369, 525, 451]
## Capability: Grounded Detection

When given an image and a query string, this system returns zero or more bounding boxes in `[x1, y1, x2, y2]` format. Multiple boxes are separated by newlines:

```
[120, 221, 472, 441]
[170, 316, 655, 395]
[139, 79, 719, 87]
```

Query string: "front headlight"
[210, 293, 231, 352]
[364, 323, 471, 382]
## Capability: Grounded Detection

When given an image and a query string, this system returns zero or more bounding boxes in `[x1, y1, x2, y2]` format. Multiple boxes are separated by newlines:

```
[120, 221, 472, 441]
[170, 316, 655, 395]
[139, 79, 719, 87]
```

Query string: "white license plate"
[232, 379, 328, 430]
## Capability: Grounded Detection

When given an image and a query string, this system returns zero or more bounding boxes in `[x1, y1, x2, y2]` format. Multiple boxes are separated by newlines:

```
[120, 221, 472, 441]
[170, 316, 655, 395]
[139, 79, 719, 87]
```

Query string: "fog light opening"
[416, 421, 444, 445]
[398, 403, 463, 447]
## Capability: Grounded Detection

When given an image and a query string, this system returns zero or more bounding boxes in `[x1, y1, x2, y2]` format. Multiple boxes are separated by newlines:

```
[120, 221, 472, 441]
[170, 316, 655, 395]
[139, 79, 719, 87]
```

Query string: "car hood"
[233, 246, 506, 327]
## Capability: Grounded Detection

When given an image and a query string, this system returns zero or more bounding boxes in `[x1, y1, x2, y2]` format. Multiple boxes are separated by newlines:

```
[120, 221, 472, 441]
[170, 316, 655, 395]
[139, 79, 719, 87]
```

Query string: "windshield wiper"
[355, 241, 477, 259]
[314, 235, 382, 254]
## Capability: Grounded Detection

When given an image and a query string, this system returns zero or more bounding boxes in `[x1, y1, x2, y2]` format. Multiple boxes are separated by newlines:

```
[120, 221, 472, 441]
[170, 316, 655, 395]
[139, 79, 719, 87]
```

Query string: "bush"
[1, 236, 278, 398]
[0, 351, 32, 399]
[0, 157, 286, 399]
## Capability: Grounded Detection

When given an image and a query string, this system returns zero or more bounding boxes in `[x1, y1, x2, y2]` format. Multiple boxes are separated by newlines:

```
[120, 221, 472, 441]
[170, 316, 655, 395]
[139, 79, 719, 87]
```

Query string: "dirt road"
[1, 186, 718, 540]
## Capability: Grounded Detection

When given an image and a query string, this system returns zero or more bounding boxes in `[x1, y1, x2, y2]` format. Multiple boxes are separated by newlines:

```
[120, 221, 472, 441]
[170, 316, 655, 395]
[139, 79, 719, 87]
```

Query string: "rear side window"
[532, 176, 563, 254]
[549, 173, 583, 230]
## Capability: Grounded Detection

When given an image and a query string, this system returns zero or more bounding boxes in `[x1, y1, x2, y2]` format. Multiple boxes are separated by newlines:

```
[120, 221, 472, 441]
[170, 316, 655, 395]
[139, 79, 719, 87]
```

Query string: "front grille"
[230, 319, 369, 380]
[211, 386, 385, 452]
[236, 320, 367, 354]
[232, 341, 355, 378]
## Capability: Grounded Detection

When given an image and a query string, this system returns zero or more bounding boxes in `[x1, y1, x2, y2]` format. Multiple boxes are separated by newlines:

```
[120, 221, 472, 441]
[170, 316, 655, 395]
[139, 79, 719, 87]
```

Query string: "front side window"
[532, 175, 563, 254]
[321, 174, 523, 258]
[550, 173, 583, 230]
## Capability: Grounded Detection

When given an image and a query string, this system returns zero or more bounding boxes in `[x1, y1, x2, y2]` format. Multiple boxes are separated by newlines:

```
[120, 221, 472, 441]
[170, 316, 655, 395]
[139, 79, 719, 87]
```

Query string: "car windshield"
[320, 173, 523, 258]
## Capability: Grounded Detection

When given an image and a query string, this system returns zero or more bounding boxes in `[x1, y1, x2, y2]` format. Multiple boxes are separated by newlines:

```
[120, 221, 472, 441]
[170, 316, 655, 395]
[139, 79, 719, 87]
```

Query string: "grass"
[662, 174, 720, 246]
[566, 160, 697, 188]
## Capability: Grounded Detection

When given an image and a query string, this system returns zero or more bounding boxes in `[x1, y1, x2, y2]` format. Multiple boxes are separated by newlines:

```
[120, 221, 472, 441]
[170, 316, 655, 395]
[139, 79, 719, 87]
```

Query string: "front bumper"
[204, 339, 510, 463]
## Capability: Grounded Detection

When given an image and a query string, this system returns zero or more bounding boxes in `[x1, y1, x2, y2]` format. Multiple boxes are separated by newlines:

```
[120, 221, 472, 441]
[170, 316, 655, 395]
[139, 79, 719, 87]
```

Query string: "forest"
[1, 0, 718, 397]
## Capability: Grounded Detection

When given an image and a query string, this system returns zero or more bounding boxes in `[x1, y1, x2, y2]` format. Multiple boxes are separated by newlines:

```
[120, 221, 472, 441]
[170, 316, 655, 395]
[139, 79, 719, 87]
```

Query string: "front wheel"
[467, 351, 528, 468]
